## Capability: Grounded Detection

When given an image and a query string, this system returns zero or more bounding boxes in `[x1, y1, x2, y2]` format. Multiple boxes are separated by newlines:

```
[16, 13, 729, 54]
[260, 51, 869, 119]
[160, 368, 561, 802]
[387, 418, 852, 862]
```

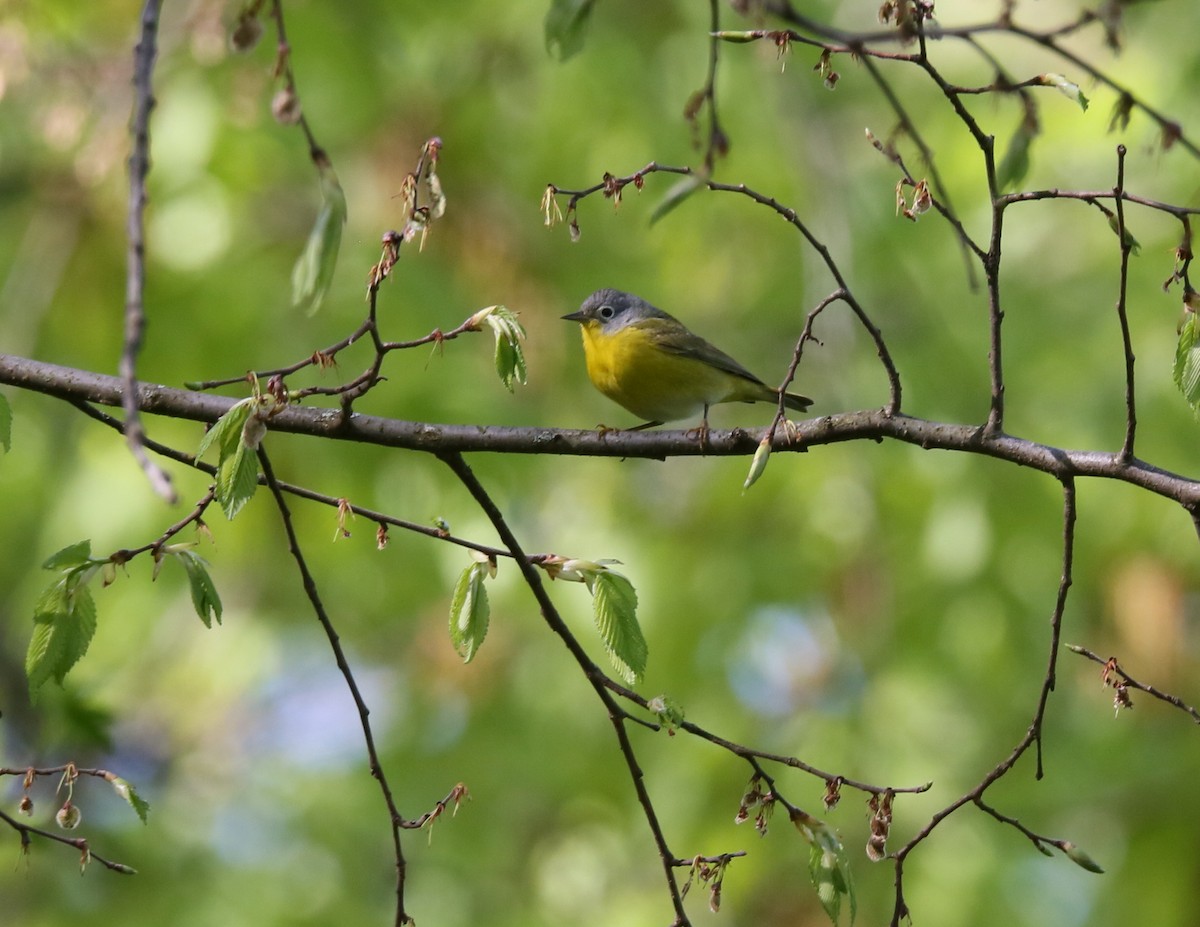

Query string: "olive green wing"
[633, 317, 766, 386]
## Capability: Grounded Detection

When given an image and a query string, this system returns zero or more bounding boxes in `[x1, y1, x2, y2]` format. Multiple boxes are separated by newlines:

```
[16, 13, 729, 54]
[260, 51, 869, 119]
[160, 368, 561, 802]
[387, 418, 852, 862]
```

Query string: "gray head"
[562, 288, 673, 332]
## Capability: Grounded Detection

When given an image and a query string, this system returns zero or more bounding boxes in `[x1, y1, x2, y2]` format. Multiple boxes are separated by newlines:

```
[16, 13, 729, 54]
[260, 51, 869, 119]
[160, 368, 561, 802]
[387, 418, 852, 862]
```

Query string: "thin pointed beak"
[561, 310, 588, 322]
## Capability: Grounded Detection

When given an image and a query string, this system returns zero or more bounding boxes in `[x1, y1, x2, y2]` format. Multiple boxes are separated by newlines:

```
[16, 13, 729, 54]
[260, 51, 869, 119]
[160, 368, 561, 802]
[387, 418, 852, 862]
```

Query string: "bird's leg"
[685, 405, 711, 452]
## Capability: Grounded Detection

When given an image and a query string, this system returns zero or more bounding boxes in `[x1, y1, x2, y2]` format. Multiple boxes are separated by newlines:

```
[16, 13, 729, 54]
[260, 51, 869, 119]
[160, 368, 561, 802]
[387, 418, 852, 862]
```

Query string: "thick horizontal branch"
[2, 352, 1198, 507]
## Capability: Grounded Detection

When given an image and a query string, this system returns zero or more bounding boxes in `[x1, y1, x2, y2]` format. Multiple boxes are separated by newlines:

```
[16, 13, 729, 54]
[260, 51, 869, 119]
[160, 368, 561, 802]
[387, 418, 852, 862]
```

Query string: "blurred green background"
[2, 1, 1199, 925]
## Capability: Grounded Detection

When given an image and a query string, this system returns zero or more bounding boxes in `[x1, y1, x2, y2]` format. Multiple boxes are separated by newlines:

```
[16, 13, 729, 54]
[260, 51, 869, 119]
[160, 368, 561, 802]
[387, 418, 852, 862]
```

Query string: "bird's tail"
[780, 389, 813, 412]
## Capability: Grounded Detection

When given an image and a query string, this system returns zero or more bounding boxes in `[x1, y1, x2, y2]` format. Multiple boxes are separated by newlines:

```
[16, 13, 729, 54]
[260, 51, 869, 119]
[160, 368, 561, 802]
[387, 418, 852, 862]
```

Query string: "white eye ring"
[598, 304, 615, 320]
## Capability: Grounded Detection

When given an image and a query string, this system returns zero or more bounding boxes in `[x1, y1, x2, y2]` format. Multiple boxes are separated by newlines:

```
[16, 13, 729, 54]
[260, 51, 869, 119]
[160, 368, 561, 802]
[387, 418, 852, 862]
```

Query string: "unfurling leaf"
[216, 440, 259, 519]
[106, 774, 151, 824]
[173, 548, 223, 628]
[449, 557, 493, 662]
[480, 305, 528, 392]
[544, 0, 596, 61]
[743, 437, 772, 490]
[1040, 73, 1090, 111]
[1061, 841, 1105, 874]
[793, 810, 857, 926]
[200, 396, 268, 519]
[292, 161, 347, 314]
[197, 399, 254, 464]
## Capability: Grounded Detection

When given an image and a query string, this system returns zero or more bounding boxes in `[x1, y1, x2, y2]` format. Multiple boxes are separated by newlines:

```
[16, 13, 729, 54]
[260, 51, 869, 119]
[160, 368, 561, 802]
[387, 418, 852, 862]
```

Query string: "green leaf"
[1040, 73, 1089, 111]
[590, 570, 647, 684]
[1173, 313, 1200, 406]
[795, 812, 856, 926]
[26, 574, 98, 693]
[175, 549, 223, 628]
[197, 399, 254, 463]
[292, 162, 347, 314]
[0, 391, 11, 453]
[544, 0, 595, 61]
[108, 776, 151, 824]
[216, 440, 259, 519]
[41, 539, 94, 571]
[449, 562, 490, 662]
[650, 174, 704, 226]
[997, 119, 1035, 191]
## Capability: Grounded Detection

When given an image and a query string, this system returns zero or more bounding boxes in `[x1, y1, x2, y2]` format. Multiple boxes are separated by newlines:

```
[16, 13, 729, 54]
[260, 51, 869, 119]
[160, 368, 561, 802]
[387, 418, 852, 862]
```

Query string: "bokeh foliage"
[1, 1, 1199, 925]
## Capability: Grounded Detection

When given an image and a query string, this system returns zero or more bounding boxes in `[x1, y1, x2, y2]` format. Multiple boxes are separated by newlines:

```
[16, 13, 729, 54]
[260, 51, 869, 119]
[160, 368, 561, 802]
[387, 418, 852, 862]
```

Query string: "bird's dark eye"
[598, 304, 615, 320]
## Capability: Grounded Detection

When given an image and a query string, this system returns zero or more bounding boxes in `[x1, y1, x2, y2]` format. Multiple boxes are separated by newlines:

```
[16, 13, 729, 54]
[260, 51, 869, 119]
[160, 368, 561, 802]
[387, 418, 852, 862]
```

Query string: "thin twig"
[1067, 645, 1200, 725]
[257, 448, 412, 927]
[888, 477, 1077, 925]
[438, 451, 693, 926]
[122, 0, 175, 503]
[0, 806, 136, 875]
[1112, 145, 1137, 461]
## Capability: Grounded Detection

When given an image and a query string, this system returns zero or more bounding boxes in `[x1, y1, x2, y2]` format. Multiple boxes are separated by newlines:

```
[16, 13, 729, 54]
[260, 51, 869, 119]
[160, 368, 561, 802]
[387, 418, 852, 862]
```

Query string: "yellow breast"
[579, 322, 747, 422]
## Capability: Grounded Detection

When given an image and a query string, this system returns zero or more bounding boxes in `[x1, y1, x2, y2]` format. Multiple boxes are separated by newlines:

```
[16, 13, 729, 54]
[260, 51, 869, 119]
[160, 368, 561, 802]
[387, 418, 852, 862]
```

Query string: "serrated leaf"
[216, 440, 259, 519]
[544, 0, 595, 61]
[292, 163, 347, 314]
[197, 399, 254, 463]
[997, 120, 1035, 191]
[109, 776, 151, 824]
[0, 392, 11, 453]
[650, 174, 703, 226]
[175, 549, 223, 628]
[449, 563, 490, 662]
[1174, 313, 1200, 406]
[591, 570, 646, 684]
[41, 540, 94, 571]
[26, 575, 97, 693]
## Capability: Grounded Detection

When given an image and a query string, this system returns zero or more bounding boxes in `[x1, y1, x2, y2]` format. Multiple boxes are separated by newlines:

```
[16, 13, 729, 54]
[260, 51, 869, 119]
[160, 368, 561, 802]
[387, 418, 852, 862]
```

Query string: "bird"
[562, 288, 812, 432]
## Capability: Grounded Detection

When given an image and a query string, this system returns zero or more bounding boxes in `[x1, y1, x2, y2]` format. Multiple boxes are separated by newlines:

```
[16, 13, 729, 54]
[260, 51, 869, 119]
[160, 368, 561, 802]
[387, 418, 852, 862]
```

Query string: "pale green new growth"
[173, 548, 223, 628]
[483, 306, 528, 392]
[292, 162, 347, 314]
[544, 0, 595, 61]
[109, 775, 151, 824]
[794, 811, 857, 926]
[587, 569, 646, 685]
[1173, 312, 1200, 407]
[198, 397, 263, 519]
[449, 558, 492, 662]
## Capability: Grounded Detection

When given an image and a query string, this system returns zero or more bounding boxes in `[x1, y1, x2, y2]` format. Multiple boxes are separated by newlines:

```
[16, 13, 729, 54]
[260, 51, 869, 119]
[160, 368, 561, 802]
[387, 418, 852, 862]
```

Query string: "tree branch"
[4, 353, 1198, 510]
